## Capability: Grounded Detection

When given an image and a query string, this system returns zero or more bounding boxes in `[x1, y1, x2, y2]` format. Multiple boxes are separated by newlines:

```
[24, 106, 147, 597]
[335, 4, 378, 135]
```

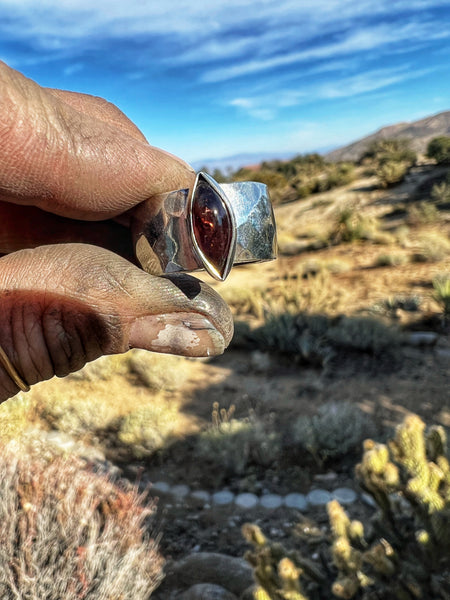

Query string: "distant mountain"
[191, 151, 297, 174]
[326, 111, 450, 163]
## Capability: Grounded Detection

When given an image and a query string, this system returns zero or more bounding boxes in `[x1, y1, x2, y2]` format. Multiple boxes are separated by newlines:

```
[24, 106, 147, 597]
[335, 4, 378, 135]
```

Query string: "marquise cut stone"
[192, 178, 233, 279]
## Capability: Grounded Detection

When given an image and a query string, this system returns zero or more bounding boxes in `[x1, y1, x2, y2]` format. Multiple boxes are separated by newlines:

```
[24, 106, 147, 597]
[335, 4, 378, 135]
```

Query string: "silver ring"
[134, 172, 277, 281]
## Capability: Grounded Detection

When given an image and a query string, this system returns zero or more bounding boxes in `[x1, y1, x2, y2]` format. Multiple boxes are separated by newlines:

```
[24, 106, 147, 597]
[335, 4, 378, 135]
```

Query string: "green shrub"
[427, 136, 450, 164]
[0, 444, 163, 599]
[360, 139, 416, 188]
[371, 295, 422, 317]
[238, 312, 333, 367]
[431, 181, 450, 204]
[326, 315, 402, 355]
[330, 205, 379, 243]
[194, 403, 281, 480]
[407, 201, 440, 225]
[361, 138, 417, 166]
[237, 312, 401, 363]
[292, 402, 375, 465]
[432, 273, 450, 318]
[376, 160, 408, 188]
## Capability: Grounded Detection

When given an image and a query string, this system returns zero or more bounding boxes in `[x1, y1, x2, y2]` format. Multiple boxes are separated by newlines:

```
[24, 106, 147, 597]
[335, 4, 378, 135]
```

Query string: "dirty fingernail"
[129, 312, 225, 357]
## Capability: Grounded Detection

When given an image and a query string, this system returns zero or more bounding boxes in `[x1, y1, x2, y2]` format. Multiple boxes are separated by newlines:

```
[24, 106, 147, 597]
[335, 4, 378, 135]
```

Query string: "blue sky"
[1, 0, 450, 165]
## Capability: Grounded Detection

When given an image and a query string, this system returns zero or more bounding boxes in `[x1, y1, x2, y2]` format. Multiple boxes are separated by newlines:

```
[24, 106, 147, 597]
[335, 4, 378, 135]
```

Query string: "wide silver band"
[135, 172, 277, 281]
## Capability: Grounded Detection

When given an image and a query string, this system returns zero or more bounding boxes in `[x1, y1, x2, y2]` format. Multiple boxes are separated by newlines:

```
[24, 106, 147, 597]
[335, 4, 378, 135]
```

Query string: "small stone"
[192, 177, 233, 280]
[250, 351, 271, 373]
[260, 494, 283, 509]
[307, 489, 332, 506]
[332, 487, 357, 505]
[361, 493, 377, 508]
[190, 490, 211, 504]
[314, 471, 338, 483]
[152, 481, 171, 494]
[406, 331, 439, 346]
[284, 493, 308, 510]
[212, 491, 235, 506]
[171, 484, 190, 498]
[235, 493, 259, 509]
[180, 583, 238, 600]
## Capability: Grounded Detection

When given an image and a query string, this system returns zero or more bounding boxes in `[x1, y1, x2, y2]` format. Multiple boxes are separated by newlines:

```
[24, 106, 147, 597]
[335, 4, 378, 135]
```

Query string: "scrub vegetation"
[1, 136, 450, 599]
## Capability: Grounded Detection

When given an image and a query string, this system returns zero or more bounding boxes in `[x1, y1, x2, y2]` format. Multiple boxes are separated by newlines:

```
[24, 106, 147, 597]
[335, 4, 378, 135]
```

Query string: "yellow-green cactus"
[243, 414, 450, 600]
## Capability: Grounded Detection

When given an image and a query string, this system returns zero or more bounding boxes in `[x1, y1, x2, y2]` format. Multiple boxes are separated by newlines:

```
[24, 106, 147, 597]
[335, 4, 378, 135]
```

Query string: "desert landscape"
[1, 114, 449, 599]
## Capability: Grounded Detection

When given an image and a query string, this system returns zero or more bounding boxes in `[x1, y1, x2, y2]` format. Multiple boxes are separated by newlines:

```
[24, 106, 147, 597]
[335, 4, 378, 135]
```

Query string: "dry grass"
[0, 443, 163, 599]
[414, 231, 450, 262]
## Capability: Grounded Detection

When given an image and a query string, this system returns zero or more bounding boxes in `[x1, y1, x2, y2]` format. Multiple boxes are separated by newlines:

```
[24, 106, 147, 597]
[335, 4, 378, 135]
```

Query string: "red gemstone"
[192, 179, 233, 279]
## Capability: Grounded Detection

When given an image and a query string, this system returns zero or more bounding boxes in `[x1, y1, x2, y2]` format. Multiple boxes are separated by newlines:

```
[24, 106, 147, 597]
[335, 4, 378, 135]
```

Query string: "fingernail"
[129, 312, 225, 357]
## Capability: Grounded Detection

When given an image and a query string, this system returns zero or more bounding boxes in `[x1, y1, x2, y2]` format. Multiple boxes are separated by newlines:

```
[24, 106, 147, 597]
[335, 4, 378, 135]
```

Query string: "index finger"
[0, 61, 194, 221]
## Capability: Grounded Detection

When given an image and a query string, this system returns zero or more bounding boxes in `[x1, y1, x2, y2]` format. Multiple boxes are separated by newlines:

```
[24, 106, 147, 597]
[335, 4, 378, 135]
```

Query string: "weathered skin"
[0, 61, 233, 402]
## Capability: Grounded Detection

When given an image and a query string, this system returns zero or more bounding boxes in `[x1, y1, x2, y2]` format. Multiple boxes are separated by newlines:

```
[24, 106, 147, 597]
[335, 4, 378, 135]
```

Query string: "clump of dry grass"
[117, 401, 179, 459]
[220, 285, 267, 319]
[126, 349, 189, 391]
[413, 231, 450, 262]
[407, 201, 441, 225]
[0, 392, 36, 443]
[375, 253, 409, 267]
[329, 204, 380, 244]
[0, 443, 163, 599]
[9, 350, 189, 457]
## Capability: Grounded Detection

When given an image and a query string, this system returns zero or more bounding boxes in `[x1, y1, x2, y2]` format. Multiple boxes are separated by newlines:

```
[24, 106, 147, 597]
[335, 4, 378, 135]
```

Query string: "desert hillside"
[326, 110, 450, 162]
[1, 135, 450, 599]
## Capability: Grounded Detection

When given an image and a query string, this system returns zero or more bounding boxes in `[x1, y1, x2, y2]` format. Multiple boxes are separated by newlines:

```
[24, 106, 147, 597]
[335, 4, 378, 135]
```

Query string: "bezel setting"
[189, 172, 237, 281]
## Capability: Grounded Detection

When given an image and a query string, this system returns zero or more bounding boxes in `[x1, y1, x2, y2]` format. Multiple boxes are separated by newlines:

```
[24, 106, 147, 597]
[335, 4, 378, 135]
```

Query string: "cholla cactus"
[331, 414, 450, 598]
[243, 414, 450, 600]
[242, 523, 325, 600]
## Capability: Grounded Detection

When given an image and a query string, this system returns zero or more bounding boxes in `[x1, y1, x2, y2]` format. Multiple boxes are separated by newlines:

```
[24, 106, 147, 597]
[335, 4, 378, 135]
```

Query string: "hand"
[0, 61, 233, 402]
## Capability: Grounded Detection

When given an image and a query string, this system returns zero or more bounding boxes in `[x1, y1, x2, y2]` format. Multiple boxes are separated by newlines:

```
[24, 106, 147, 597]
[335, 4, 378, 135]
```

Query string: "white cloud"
[1, 0, 449, 54]
[229, 98, 276, 120]
[201, 20, 449, 82]
[227, 64, 439, 120]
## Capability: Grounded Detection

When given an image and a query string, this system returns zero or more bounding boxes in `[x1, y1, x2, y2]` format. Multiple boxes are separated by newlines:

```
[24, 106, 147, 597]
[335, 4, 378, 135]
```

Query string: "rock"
[235, 493, 259, 509]
[190, 490, 211, 504]
[307, 489, 332, 506]
[180, 583, 238, 600]
[171, 484, 190, 498]
[161, 553, 254, 596]
[284, 493, 308, 510]
[250, 351, 271, 373]
[152, 481, 171, 494]
[361, 493, 377, 508]
[314, 471, 338, 483]
[436, 347, 450, 360]
[332, 487, 357, 505]
[406, 331, 439, 346]
[212, 491, 235, 506]
[260, 494, 283, 509]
